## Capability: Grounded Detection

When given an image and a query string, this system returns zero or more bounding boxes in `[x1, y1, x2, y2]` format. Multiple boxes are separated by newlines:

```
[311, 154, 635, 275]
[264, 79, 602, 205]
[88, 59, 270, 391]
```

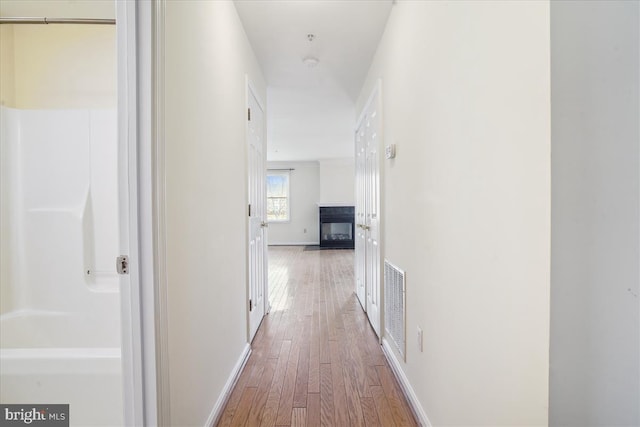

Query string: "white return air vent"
[384, 260, 406, 360]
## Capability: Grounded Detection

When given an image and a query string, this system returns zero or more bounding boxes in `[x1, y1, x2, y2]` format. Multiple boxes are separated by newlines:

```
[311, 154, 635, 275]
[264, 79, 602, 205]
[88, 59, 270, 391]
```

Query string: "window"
[267, 171, 290, 222]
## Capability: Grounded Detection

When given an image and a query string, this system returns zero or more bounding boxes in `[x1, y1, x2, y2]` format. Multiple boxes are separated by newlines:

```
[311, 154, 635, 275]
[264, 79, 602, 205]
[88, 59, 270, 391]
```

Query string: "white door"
[355, 83, 382, 337]
[247, 82, 267, 341]
[355, 126, 367, 310]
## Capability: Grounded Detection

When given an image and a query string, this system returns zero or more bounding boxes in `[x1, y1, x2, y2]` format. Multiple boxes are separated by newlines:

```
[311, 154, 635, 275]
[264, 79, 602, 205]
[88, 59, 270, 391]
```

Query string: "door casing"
[118, 1, 161, 424]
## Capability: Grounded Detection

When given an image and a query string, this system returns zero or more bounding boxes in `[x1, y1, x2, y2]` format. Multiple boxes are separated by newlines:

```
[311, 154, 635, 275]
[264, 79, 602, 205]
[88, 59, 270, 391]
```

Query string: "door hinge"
[248, 204, 251, 217]
[249, 299, 253, 311]
[248, 108, 251, 121]
[116, 255, 129, 275]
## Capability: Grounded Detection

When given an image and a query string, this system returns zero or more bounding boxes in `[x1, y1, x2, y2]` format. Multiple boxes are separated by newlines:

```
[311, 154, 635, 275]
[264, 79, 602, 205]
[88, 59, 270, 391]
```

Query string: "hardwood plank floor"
[216, 246, 417, 427]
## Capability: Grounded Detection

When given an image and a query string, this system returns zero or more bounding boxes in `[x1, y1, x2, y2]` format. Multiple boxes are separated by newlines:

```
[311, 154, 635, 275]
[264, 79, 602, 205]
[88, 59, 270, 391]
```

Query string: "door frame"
[117, 1, 161, 425]
[245, 77, 269, 342]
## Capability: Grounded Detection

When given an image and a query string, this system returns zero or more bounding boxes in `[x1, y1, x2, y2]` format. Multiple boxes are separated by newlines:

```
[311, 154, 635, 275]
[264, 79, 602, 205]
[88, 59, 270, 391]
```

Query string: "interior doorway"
[0, 2, 152, 424]
[247, 80, 269, 341]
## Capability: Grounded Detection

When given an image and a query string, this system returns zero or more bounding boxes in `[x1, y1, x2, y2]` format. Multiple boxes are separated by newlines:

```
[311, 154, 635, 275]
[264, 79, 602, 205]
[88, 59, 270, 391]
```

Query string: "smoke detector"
[303, 33, 319, 67]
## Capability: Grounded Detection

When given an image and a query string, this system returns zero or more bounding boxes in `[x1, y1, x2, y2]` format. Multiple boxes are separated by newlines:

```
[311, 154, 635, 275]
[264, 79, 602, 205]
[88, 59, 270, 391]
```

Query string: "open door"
[247, 80, 268, 341]
[355, 81, 382, 338]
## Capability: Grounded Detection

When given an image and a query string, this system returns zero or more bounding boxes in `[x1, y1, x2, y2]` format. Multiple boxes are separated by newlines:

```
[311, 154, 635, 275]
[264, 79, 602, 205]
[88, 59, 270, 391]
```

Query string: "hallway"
[217, 246, 417, 427]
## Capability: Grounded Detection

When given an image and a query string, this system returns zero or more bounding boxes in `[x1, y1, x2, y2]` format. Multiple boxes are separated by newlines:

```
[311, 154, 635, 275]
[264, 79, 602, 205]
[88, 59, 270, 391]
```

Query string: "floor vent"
[384, 260, 406, 360]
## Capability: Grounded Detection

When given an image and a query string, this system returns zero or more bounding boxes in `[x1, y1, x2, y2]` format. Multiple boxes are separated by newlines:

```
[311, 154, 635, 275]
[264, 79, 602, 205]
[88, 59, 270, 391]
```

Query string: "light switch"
[385, 144, 396, 159]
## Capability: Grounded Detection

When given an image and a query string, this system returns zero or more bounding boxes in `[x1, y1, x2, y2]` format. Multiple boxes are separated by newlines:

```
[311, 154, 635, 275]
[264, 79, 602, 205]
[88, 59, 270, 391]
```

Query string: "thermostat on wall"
[385, 144, 396, 159]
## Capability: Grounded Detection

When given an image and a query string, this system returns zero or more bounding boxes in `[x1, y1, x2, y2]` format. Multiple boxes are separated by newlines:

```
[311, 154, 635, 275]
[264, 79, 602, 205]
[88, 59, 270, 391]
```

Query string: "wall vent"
[384, 259, 406, 360]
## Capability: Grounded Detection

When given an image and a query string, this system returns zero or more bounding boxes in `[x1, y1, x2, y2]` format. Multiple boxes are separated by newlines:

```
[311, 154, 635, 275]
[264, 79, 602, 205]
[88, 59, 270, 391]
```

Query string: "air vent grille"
[384, 260, 405, 360]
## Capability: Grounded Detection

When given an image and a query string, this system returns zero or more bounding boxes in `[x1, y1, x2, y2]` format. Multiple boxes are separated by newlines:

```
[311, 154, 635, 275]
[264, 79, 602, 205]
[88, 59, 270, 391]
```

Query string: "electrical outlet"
[417, 326, 423, 352]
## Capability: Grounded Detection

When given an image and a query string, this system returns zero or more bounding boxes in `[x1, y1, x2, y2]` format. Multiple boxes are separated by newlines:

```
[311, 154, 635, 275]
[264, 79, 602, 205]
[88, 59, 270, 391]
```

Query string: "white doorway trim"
[148, 1, 172, 425]
[116, 1, 161, 425]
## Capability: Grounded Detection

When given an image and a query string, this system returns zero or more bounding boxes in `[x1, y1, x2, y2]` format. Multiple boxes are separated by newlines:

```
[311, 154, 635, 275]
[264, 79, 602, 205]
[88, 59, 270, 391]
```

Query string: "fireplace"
[319, 206, 355, 249]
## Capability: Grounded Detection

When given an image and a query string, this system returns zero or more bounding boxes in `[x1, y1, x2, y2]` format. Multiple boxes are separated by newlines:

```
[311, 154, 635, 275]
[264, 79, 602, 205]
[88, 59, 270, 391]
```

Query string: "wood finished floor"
[216, 246, 418, 427]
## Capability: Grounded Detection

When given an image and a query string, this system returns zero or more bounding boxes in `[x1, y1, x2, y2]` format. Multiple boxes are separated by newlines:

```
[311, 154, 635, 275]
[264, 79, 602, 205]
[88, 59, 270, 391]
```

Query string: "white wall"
[549, 1, 640, 425]
[358, 1, 551, 425]
[0, 0, 115, 109]
[267, 86, 355, 161]
[0, 0, 114, 21]
[319, 158, 355, 205]
[0, 25, 15, 107]
[163, 1, 266, 425]
[0, 24, 116, 109]
[267, 161, 320, 245]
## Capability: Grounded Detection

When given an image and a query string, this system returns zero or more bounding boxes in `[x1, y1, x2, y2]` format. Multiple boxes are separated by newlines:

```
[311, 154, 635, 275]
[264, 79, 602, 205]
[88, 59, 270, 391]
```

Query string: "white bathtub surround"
[0, 310, 120, 349]
[0, 106, 122, 426]
[0, 310, 123, 426]
[0, 106, 120, 313]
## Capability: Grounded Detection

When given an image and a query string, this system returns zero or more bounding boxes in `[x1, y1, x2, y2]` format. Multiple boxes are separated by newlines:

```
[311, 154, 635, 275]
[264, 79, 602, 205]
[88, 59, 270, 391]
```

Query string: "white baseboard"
[206, 343, 251, 426]
[381, 338, 432, 427]
[268, 242, 319, 246]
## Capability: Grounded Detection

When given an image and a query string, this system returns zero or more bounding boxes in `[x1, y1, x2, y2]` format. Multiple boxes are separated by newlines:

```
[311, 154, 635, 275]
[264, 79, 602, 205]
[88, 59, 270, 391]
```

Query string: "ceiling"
[234, 0, 393, 161]
[1, 0, 392, 162]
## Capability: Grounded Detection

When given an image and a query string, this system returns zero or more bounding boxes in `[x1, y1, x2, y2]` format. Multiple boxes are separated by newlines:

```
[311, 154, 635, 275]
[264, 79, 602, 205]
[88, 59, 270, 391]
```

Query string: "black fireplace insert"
[319, 206, 355, 249]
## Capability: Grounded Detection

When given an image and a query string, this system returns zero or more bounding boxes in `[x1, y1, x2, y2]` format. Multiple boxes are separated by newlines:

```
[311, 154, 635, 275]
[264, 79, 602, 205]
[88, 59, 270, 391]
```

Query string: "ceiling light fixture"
[303, 56, 319, 68]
